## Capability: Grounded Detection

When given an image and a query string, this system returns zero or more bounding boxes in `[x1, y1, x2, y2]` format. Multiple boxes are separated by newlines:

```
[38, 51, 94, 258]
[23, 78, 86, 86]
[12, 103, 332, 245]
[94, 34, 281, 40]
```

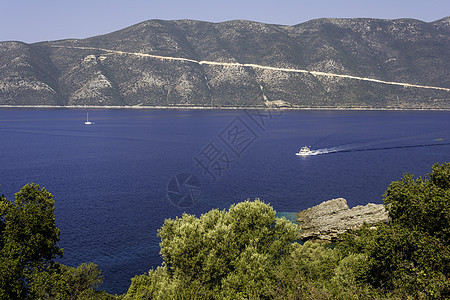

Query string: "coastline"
[1, 105, 450, 111]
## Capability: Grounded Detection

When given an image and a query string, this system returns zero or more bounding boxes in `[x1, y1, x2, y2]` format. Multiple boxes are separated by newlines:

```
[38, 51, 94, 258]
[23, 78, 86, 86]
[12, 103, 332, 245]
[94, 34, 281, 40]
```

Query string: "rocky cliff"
[1, 17, 449, 108]
[297, 198, 390, 242]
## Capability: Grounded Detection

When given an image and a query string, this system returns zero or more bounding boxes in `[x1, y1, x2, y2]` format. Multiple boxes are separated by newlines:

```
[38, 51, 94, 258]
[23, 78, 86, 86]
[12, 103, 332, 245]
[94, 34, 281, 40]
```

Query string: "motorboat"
[295, 146, 312, 156]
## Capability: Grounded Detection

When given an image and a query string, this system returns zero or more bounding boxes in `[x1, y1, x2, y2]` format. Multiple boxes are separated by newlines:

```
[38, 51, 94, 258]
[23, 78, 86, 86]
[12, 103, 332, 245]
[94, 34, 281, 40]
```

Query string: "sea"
[0, 108, 449, 294]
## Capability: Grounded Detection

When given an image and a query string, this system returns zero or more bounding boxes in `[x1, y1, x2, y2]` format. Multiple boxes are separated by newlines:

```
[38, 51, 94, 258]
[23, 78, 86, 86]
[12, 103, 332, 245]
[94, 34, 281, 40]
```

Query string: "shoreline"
[0, 105, 449, 111]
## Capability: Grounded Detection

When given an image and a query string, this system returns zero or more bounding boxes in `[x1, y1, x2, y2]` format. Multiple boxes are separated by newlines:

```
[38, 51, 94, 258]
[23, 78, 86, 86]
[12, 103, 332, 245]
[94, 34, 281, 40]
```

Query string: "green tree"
[125, 199, 299, 299]
[124, 267, 175, 300]
[338, 162, 450, 299]
[0, 183, 63, 299]
[383, 162, 449, 241]
[270, 241, 339, 299]
[30, 262, 113, 300]
[1, 184, 113, 299]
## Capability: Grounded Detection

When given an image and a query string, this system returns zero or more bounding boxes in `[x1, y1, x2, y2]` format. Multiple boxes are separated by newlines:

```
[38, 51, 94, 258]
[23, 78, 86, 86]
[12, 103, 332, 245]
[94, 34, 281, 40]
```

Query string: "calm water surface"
[0, 109, 449, 294]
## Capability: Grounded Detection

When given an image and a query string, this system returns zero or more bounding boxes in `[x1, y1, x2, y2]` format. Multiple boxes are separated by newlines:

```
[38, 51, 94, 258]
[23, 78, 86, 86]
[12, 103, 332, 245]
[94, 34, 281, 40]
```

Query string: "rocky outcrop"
[297, 198, 390, 242]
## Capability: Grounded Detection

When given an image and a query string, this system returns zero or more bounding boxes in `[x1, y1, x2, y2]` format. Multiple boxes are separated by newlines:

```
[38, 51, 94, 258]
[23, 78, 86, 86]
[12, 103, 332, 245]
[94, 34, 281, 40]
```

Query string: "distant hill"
[1, 17, 449, 108]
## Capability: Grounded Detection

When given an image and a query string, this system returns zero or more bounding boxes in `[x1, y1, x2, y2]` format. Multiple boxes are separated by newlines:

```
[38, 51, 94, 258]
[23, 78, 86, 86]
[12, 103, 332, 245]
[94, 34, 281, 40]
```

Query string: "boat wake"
[308, 147, 347, 155]
[306, 141, 450, 156]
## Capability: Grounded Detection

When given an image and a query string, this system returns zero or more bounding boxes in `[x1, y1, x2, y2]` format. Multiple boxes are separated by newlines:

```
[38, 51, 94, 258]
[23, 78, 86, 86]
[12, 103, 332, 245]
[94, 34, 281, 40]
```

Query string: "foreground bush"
[124, 199, 299, 299]
[338, 162, 450, 299]
[0, 184, 113, 299]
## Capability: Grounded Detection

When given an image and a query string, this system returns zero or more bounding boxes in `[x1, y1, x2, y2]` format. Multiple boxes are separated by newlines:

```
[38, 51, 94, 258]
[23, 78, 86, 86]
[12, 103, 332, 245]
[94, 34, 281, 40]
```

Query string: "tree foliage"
[338, 162, 450, 299]
[383, 162, 449, 241]
[0, 184, 63, 298]
[125, 199, 299, 299]
[0, 184, 112, 299]
[30, 262, 114, 300]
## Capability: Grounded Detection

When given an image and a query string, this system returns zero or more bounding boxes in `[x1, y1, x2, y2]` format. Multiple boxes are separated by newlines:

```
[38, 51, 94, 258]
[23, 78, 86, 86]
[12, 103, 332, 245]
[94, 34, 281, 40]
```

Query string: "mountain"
[1, 17, 449, 108]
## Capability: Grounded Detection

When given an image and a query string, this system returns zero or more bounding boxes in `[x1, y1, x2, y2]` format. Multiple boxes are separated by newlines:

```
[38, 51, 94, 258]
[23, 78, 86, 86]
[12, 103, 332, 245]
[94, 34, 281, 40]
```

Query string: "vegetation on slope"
[1, 18, 450, 108]
[1, 163, 449, 299]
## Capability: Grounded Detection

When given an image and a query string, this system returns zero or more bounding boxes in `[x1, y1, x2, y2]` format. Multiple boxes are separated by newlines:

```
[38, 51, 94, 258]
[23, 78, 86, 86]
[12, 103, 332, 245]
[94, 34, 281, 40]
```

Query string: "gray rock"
[297, 198, 390, 242]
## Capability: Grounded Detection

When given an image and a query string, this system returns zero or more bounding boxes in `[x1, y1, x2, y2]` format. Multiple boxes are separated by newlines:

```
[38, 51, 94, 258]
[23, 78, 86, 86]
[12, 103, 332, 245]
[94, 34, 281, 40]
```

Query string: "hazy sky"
[1, 0, 449, 43]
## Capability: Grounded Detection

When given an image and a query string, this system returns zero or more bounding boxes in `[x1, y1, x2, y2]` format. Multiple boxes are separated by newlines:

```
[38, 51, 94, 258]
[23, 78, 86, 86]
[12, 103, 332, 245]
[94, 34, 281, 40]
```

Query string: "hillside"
[1, 17, 449, 108]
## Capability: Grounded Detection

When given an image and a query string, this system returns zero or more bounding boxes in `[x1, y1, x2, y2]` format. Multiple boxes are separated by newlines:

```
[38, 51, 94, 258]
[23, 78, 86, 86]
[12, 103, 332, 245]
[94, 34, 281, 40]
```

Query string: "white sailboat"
[85, 112, 93, 125]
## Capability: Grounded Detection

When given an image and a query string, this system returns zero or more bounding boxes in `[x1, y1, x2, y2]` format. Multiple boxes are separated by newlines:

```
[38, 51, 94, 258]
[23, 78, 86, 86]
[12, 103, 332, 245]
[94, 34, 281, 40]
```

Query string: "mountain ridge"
[1, 17, 449, 108]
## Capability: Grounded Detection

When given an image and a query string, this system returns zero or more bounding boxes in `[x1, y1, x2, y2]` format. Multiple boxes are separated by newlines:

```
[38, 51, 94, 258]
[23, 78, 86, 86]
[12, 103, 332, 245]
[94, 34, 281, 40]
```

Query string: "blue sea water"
[0, 108, 449, 294]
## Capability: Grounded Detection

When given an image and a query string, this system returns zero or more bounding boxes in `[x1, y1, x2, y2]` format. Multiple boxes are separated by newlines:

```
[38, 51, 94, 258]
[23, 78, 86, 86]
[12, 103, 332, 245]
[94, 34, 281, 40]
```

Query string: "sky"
[1, 0, 449, 43]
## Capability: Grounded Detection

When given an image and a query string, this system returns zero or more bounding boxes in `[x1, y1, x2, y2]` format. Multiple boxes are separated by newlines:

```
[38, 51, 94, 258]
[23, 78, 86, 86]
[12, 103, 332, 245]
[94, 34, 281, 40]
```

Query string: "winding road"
[50, 45, 450, 92]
